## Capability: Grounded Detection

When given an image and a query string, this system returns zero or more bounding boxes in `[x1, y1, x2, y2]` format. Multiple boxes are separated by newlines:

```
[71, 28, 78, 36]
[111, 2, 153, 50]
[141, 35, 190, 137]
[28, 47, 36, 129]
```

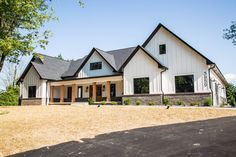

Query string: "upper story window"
[175, 75, 194, 93]
[28, 86, 36, 98]
[90, 62, 102, 70]
[159, 44, 166, 54]
[134, 77, 149, 94]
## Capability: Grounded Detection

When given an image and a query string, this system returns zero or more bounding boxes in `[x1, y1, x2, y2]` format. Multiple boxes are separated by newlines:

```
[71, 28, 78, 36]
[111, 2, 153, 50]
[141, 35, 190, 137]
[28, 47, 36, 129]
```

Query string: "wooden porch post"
[72, 84, 76, 102]
[60, 85, 64, 103]
[106, 81, 111, 102]
[50, 86, 54, 103]
[92, 82, 96, 101]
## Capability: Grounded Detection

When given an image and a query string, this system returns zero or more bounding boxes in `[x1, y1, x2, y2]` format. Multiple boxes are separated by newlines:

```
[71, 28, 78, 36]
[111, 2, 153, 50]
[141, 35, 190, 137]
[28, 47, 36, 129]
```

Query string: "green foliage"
[148, 101, 155, 106]
[226, 84, 236, 107]
[190, 101, 200, 106]
[56, 54, 64, 60]
[163, 97, 169, 106]
[0, 85, 19, 106]
[88, 98, 94, 105]
[123, 98, 131, 105]
[203, 97, 212, 106]
[223, 21, 236, 45]
[101, 101, 106, 105]
[136, 99, 142, 105]
[176, 99, 184, 106]
[111, 101, 118, 105]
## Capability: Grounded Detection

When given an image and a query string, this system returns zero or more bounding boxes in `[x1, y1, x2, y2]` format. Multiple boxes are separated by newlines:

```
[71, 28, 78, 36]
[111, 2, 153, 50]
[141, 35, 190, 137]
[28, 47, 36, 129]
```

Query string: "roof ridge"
[106, 46, 137, 53]
[37, 53, 71, 62]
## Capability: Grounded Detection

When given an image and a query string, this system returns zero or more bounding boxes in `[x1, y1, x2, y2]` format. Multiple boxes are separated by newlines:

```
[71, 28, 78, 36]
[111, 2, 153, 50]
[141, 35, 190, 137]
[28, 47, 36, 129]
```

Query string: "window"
[110, 84, 116, 97]
[77, 86, 83, 98]
[134, 77, 149, 94]
[159, 44, 166, 54]
[28, 86, 36, 98]
[90, 62, 102, 70]
[175, 75, 194, 93]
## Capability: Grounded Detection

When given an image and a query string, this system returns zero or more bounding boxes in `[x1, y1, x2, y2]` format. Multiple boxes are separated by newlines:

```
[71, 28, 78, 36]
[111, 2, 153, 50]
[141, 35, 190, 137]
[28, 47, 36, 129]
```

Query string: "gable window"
[28, 86, 36, 98]
[90, 62, 102, 70]
[134, 77, 149, 94]
[159, 44, 166, 54]
[175, 75, 194, 93]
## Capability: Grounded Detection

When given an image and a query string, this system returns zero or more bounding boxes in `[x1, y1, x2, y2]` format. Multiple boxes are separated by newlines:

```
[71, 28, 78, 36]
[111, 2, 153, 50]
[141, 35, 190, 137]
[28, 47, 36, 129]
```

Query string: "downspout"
[160, 68, 167, 105]
[208, 64, 216, 106]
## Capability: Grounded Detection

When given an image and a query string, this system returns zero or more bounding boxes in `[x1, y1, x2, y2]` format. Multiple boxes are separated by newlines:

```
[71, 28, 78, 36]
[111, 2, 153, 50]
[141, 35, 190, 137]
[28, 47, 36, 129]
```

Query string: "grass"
[1, 105, 236, 156]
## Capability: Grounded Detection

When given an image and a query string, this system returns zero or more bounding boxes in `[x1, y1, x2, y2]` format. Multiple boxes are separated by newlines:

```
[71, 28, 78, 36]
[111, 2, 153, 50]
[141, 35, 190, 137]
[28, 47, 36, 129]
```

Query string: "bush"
[190, 101, 200, 106]
[136, 99, 142, 105]
[123, 98, 131, 105]
[88, 98, 94, 105]
[226, 83, 236, 107]
[0, 86, 19, 106]
[176, 99, 184, 106]
[163, 97, 169, 106]
[148, 101, 155, 106]
[203, 97, 212, 106]
[111, 101, 118, 105]
[101, 101, 106, 105]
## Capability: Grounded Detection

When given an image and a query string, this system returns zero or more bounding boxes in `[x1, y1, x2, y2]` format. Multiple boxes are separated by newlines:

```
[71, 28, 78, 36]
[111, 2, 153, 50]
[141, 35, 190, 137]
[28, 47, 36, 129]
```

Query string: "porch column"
[92, 82, 96, 101]
[50, 86, 54, 103]
[72, 84, 76, 102]
[106, 81, 111, 102]
[60, 85, 64, 103]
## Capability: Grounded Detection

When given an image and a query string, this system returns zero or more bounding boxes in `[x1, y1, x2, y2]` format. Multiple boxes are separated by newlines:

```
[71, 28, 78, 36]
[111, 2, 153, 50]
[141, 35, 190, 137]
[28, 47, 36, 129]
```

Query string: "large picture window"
[90, 62, 102, 70]
[134, 77, 149, 94]
[175, 75, 194, 93]
[28, 86, 36, 98]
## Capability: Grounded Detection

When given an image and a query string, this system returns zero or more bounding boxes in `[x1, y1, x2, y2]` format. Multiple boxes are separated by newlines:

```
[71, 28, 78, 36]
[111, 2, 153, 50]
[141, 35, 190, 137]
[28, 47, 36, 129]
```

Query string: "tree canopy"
[223, 21, 236, 45]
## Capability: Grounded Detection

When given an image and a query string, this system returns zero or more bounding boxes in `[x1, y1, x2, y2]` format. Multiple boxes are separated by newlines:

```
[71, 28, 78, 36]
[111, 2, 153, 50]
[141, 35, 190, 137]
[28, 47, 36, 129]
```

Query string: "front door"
[67, 87, 72, 101]
[96, 85, 102, 101]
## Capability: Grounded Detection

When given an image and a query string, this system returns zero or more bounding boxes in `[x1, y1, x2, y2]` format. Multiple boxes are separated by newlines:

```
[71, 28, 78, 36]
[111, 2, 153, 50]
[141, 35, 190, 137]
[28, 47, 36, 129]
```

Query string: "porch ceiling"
[50, 75, 123, 86]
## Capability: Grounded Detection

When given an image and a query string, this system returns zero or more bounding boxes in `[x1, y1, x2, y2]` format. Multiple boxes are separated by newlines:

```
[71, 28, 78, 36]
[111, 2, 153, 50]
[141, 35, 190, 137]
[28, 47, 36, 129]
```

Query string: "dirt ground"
[1, 105, 236, 156]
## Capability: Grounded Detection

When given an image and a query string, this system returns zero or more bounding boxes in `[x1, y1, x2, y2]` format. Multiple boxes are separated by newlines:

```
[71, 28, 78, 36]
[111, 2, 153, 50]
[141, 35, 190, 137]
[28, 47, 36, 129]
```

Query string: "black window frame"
[159, 44, 166, 54]
[90, 62, 102, 70]
[28, 86, 36, 98]
[133, 77, 149, 94]
[175, 75, 194, 93]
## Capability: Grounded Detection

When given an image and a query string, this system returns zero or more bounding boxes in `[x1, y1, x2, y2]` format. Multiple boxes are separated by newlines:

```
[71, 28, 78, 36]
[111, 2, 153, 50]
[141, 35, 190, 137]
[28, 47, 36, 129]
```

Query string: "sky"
[2, 0, 236, 86]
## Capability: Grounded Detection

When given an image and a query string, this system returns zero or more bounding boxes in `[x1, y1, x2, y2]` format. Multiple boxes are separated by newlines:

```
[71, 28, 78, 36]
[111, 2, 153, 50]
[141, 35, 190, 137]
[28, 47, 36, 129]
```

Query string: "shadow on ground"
[8, 116, 236, 157]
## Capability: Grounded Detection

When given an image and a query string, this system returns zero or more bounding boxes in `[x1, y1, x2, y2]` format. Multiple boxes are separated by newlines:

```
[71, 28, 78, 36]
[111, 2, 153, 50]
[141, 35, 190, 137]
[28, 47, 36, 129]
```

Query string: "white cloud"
[225, 73, 236, 84]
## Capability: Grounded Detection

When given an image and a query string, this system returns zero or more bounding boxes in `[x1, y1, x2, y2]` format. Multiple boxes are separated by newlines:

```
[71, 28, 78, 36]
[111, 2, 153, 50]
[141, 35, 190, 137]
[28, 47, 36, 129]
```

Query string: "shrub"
[123, 98, 131, 105]
[88, 98, 94, 105]
[190, 101, 200, 106]
[176, 99, 184, 106]
[111, 101, 118, 105]
[163, 97, 170, 106]
[136, 99, 142, 105]
[101, 101, 106, 105]
[0, 86, 19, 106]
[203, 97, 212, 106]
[148, 101, 155, 106]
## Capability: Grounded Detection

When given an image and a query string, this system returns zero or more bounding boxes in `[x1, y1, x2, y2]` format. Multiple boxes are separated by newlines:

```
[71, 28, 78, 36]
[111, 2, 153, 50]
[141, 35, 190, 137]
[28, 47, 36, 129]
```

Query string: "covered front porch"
[49, 75, 123, 105]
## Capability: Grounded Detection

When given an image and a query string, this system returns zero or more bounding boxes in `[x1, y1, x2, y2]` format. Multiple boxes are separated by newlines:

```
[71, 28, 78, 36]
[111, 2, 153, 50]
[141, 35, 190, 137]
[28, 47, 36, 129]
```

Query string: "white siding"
[144, 28, 211, 94]
[77, 51, 114, 78]
[22, 66, 43, 99]
[123, 49, 162, 95]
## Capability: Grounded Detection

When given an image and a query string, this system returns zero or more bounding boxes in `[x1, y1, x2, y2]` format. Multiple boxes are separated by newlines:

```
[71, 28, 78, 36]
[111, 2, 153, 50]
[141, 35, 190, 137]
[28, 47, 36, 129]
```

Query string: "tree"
[0, 61, 24, 90]
[0, 85, 19, 106]
[223, 21, 236, 45]
[226, 83, 236, 107]
[56, 54, 64, 60]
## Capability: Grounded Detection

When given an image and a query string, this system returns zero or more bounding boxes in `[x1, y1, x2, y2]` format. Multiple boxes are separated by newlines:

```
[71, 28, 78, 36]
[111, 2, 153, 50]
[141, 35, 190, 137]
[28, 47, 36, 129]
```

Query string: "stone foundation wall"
[122, 94, 162, 105]
[21, 98, 42, 106]
[165, 93, 211, 105]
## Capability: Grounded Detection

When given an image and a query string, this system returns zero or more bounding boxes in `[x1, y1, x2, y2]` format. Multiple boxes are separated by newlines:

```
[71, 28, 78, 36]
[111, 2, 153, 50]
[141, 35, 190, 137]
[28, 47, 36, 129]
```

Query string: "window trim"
[159, 44, 166, 54]
[90, 61, 102, 70]
[175, 74, 194, 93]
[133, 77, 150, 94]
[28, 86, 36, 98]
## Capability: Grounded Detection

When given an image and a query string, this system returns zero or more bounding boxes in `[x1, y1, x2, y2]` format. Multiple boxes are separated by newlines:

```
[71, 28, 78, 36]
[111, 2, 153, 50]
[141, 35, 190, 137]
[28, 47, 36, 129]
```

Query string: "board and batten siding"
[77, 51, 114, 78]
[144, 27, 211, 94]
[22, 66, 43, 98]
[123, 49, 162, 95]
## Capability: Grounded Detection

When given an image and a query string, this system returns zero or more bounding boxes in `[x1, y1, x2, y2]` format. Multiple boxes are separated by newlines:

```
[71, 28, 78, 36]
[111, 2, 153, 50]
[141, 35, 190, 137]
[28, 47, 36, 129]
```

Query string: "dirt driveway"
[1, 106, 236, 156]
